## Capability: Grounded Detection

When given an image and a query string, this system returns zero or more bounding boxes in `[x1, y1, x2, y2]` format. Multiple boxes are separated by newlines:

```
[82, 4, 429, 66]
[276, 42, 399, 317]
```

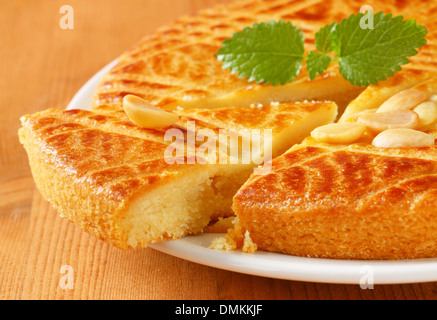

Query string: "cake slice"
[230, 141, 437, 260]
[226, 76, 437, 260]
[19, 100, 337, 250]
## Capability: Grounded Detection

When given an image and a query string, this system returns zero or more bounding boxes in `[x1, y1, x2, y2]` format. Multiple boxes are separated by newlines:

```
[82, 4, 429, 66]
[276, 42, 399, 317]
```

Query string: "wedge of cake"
[227, 76, 437, 260]
[19, 100, 337, 249]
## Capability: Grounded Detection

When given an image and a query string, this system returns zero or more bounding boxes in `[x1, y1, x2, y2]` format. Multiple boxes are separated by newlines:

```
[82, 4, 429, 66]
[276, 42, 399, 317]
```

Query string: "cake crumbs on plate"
[242, 230, 258, 254]
[209, 219, 258, 254]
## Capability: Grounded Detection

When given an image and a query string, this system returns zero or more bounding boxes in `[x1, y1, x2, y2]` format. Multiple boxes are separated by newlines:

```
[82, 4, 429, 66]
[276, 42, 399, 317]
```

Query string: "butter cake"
[20, 0, 437, 258]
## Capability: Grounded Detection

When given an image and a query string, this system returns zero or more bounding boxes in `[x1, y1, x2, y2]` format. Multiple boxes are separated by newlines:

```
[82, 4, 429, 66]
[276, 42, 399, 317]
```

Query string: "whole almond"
[123, 95, 179, 129]
[377, 89, 429, 113]
[414, 101, 437, 128]
[372, 128, 435, 149]
[357, 110, 419, 132]
[311, 123, 366, 144]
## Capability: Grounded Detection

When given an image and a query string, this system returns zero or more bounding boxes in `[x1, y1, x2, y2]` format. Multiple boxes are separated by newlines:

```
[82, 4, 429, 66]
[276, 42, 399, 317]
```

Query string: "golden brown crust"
[233, 143, 437, 260]
[20, 99, 331, 249]
[93, 0, 437, 112]
[225, 4, 437, 261]
[175, 101, 334, 133]
[21, 0, 437, 257]
[19, 108, 203, 249]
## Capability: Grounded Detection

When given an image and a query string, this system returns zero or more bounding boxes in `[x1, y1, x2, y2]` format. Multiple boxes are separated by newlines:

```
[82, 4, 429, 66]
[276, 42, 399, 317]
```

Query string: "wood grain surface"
[1, 0, 437, 300]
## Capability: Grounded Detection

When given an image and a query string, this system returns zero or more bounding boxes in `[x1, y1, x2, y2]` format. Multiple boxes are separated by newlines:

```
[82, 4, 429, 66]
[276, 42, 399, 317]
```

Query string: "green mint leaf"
[307, 51, 332, 80]
[331, 11, 428, 86]
[217, 20, 305, 86]
[315, 22, 337, 53]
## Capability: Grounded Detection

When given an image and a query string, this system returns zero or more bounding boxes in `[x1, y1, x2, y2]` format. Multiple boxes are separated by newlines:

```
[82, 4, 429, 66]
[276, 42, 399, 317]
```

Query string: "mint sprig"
[217, 12, 428, 87]
[217, 20, 305, 86]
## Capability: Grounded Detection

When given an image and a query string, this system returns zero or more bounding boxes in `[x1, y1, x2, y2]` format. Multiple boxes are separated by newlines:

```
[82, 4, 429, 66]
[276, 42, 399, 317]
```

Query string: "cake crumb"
[209, 236, 237, 251]
[209, 218, 257, 254]
[242, 230, 258, 254]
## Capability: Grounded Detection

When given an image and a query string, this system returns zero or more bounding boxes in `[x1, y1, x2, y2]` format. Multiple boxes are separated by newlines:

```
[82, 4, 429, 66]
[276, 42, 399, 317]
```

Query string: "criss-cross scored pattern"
[20, 96, 336, 249]
[233, 141, 437, 259]
[19, 0, 437, 254]
[93, 0, 437, 111]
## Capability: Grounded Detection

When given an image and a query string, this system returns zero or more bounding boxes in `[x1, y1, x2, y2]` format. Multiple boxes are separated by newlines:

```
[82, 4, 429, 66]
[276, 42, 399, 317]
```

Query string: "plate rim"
[67, 59, 437, 285]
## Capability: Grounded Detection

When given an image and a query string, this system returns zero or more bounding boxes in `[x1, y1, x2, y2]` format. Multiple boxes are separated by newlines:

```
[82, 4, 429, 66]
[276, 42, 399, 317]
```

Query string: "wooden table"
[1, 0, 437, 300]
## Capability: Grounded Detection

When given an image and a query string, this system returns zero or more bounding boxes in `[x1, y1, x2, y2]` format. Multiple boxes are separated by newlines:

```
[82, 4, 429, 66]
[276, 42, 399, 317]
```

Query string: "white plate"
[67, 60, 437, 285]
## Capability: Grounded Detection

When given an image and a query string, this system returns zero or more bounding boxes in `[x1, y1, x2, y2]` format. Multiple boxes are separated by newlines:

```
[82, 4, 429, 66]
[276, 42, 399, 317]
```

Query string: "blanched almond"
[372, 128, 435, 149]
[357, 110, 419, 132]
[414, 101, 437, 128]
[377, 89, 429, 113]
[123, 95, 179, 129]
[311, 123, 366, 144]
